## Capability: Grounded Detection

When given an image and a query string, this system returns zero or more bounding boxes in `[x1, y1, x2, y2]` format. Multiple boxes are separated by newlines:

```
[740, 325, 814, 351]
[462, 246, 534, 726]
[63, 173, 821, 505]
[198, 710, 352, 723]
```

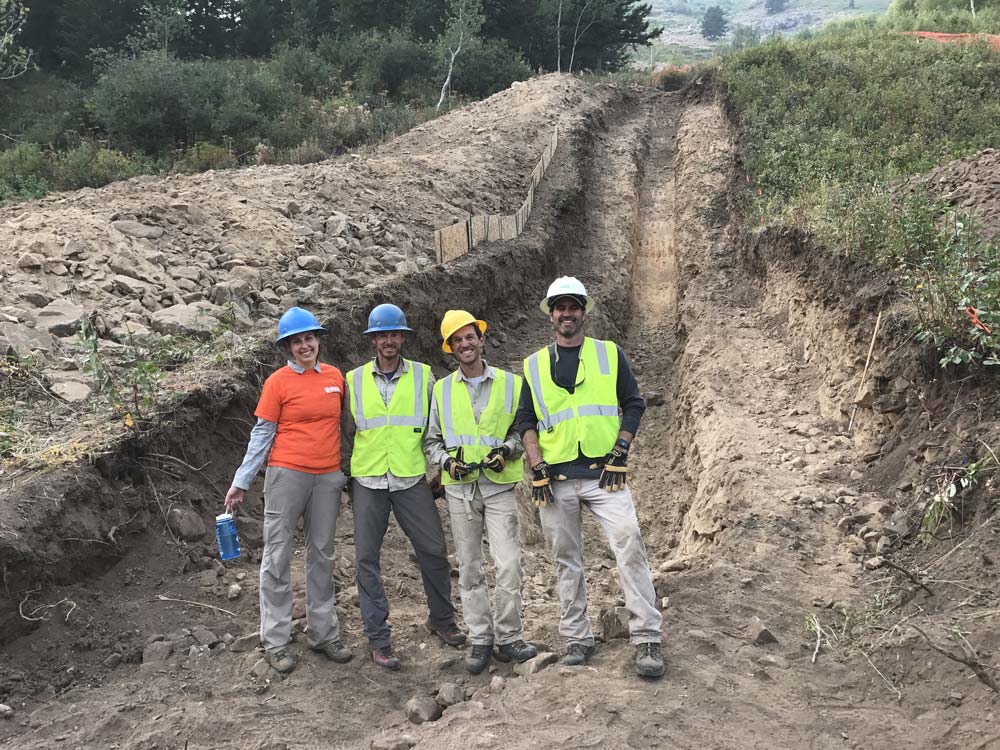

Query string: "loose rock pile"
[902, 147, 1000, 241]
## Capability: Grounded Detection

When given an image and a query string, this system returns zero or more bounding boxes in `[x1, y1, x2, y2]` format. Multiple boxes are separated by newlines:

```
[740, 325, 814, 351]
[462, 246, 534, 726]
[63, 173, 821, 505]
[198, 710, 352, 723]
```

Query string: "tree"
[436, 0, 483, 110]
[568, 0, 611, 73]
[700, 5, 728, 40]
[765, 0, 787, 13]
[1, 0, 31, 79]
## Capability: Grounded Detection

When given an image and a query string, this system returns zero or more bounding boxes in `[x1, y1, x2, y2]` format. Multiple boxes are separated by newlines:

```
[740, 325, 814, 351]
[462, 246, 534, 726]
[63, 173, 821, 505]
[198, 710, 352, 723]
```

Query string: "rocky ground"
[1, 74, 999, 749]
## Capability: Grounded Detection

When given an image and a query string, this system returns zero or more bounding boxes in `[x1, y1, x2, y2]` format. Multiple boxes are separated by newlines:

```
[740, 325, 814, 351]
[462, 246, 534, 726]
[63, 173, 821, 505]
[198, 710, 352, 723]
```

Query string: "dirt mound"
[900, 31, 1000, 52]
[902, 147, 1000, 241]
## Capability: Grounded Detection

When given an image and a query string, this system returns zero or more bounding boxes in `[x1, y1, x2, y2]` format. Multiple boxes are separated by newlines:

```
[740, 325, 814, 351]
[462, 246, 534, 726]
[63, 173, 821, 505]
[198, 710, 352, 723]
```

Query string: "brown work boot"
[266, 647, 297, 674]
[312, 639, 353, 664]
[425, 619, 467, 648]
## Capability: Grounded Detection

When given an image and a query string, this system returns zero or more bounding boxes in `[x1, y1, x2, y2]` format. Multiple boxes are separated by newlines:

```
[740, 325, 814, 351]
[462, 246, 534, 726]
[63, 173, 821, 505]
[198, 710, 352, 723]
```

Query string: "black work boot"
[494, 640, 538, 664]
[465, 643, 492, 674]
[426, 619, 468, 648]
[635, 642, 665, 678]
[560, 643, 595, 666]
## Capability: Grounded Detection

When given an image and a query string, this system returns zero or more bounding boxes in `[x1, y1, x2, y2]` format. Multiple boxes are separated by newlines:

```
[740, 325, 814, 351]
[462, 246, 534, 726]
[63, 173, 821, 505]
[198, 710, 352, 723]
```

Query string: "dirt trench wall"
[0, 85, 644, 644]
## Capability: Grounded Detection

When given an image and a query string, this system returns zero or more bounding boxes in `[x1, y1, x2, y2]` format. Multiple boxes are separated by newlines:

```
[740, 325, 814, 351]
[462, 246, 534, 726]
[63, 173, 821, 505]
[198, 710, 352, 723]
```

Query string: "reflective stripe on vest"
[435, 368, 524, 485]
[348, 360, 429, 477]
[523, 338, 620, 463]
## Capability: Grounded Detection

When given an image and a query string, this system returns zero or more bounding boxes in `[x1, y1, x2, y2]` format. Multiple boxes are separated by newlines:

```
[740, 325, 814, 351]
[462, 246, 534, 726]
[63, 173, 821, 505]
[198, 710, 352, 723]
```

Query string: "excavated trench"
[1, 83, 996, 749]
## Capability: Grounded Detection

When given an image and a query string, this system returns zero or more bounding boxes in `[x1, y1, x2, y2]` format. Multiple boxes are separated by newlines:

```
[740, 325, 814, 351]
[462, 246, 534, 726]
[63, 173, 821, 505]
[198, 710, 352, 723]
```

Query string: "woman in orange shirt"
[224, 307, 351, 674]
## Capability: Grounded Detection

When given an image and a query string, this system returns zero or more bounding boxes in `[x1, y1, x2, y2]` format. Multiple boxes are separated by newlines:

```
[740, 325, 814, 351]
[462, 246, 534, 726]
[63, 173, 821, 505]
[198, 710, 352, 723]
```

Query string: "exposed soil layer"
[2, 77, 1000, 749]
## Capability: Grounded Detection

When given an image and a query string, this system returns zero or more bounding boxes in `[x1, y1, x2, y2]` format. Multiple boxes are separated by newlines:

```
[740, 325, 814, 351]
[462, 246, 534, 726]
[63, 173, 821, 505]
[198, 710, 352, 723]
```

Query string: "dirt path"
[3, 82, 998, 750]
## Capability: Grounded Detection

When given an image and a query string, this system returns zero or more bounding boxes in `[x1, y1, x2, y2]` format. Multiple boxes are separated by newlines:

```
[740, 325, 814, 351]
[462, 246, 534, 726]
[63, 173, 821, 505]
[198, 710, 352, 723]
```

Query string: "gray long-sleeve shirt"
[424, 363, 524, 503]
[340, 357, 436, 491]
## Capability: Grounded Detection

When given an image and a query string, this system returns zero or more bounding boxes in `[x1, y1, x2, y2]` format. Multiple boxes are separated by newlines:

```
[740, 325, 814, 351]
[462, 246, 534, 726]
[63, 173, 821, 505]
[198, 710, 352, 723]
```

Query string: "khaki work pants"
[447, 486, 525, 646]
[540, 478, 662, 646]
[259, 466, 347, 652]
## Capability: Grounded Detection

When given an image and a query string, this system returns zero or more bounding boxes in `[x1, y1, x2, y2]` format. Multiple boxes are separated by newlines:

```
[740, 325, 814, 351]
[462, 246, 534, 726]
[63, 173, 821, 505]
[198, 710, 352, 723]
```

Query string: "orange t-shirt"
[254, 364, 344, 474]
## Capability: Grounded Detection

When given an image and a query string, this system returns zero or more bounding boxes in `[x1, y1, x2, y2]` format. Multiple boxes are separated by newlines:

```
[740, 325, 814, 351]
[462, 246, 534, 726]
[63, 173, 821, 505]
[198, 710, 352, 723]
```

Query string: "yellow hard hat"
[440, 309, 487, 353]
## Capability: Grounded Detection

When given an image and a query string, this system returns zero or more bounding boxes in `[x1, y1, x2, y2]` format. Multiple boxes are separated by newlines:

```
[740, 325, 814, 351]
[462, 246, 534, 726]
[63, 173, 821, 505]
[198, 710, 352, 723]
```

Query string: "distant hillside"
[644, 0, 892, 63]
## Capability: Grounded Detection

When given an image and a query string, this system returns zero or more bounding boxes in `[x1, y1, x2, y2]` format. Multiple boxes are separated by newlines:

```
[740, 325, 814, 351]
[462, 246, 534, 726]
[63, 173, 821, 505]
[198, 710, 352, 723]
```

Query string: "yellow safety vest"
[348, 360, 430, 477]
[433, 368, 524, 485]
[523, 338, 620, 464]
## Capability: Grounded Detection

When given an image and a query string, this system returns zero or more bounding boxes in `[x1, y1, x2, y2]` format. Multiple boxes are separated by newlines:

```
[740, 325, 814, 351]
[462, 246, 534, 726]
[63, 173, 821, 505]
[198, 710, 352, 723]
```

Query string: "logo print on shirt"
[324, 386, 341, 394]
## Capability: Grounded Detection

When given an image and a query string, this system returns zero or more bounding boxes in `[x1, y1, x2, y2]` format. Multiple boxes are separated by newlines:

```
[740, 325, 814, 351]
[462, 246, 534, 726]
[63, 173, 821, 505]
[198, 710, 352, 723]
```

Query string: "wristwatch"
[615, 438, 631, 451]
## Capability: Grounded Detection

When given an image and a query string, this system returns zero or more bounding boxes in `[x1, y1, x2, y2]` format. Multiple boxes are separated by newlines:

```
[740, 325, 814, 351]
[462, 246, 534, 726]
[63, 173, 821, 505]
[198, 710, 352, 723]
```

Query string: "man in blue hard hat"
[341, 303, 465, 671]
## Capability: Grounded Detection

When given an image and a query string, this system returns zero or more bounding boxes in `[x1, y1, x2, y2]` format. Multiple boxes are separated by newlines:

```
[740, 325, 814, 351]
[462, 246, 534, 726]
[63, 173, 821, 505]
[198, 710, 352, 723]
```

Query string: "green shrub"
[0, 143, 51, 202]
[0, 73, 87, 147]
[173, 142, 238, 172]
[269, 43, 338, 97]
[449, 39, 532, 99]
[53, 142, 150, 190]
[357, 31, 436, 98]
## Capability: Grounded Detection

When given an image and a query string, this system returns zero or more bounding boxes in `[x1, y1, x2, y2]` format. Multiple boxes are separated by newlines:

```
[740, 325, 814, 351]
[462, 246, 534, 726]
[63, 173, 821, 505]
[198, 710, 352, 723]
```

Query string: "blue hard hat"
[276, 307, 326, 342]
[363, 303, 413, 334]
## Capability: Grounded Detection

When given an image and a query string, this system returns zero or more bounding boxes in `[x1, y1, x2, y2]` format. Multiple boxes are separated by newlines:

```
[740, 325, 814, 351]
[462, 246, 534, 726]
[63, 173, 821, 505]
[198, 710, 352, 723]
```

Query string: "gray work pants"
[540, 478, 662, 646]
[447, 486, 525, 646]
[260, 466, 347, 652]
[353, 479, 455, 649]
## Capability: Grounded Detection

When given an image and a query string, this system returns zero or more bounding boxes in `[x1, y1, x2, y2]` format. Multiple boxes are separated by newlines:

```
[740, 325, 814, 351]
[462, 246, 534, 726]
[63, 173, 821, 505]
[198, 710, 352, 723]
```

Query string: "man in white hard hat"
[517, 276, 664, 678]
[424, 309, 538, 674]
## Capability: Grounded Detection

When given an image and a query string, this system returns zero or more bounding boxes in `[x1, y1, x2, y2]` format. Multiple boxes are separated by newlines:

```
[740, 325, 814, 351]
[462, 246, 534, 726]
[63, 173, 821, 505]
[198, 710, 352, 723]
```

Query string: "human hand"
[596, 446, 628, 492]
[482, 445, 510, 472]
[531, 462, 554, 507]
[224, 486, 246, 512]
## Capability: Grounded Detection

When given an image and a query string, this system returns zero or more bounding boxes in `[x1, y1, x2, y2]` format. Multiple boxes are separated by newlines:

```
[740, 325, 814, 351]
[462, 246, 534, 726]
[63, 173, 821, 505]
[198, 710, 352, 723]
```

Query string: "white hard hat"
[539, 276, 594, 314]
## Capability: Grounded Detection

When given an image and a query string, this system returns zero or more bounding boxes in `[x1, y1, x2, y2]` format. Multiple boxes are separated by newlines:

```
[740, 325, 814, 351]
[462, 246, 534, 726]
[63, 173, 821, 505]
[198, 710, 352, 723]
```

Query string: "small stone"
[229, 633, 259, 653]
[849, 469, 865, 480]
[111, 220, 164, 239]
[142, 640, 174, 666]
[250, 658, 271, 679]
[404, 696, 442, 725]
[371, 735, 418, 750]
[191, 626, 219, 647]
[875, 536, 893, 555]
[489, 675, 506, 692]
[646, 391, 665, 407]
[167, 507, 207, 541]
[749, 617, 778, 646]
[0, 703, 13, 720]
[947, 691, 964, 706]
[659, 558, 688, 572]
[884, 510, 912, 538]
[435, 682, 465, 707]
[296, 255, 326, 271]
[864, 556, 884, 570]
[103, 653, 123, 668]
[600, 606, 630, 640]
[48, 375, 92, 403]
[513, 652, 558, 676]
[895, 480, 914, 492]
[227, 583, 243, 600]
[804, 442, 819, 455]
[17, 252, 43, 269]
[36, 299, 86, 336]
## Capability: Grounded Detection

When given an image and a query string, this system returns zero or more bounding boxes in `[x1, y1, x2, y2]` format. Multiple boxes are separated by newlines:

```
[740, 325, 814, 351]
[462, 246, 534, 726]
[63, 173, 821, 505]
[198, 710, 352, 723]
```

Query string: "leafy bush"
[173, 142, 238, 172]
[270, 43, 338, 97]
[450, 39, 532, 98]
[651, 64, 694, 91]
[0, 143, 51, 202]
[357, 31, 436, 98]
[0, 72, 87, 147]
[54, 142, 152, 189]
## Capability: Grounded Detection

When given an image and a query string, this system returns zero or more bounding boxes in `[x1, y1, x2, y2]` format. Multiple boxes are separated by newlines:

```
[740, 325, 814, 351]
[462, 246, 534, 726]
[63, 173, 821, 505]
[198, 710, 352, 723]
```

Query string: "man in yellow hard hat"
[517, 277, 664, 679]
[424, 309, 538, 675]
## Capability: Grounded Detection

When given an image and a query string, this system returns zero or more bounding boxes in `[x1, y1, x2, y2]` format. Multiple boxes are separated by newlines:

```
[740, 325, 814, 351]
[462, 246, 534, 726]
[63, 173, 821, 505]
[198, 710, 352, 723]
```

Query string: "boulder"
[46, 373, 93, 403]
[600, 606, 630, 640]
[167, 507, 208, 541]
[435, 682, 465, 707]
[0, 321, 54, 360]
[37, 299, 86, 336]
[297, 255, 326, 271]
[111, 274, 156, 298]
[150, 302, 222, 338]
[513, 652, 558, 676]
[404, 696, 442, 725]
[111, 220, 164, 239]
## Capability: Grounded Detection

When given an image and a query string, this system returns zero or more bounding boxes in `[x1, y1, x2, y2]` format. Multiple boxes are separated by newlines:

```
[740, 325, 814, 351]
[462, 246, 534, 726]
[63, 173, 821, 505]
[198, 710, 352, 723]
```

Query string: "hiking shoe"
[465, 644, 492, 674]
[494, 640, 538, 664]
[635, 642, 665, 678]
[266, 647, 297, 674]
[371, 645, 401, 671]
[425, 619, 468, 648]
[312, 639, 353, 664]
[560, 643, 595, 666]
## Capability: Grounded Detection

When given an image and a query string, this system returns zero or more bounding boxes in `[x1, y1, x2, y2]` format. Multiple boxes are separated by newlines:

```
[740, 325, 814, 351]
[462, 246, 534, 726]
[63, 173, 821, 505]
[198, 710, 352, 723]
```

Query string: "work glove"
[531, 462, 555, 507]
[445, 446, 474, 481]
[592, 445, 629, 492]
[482, 445, 511, 473]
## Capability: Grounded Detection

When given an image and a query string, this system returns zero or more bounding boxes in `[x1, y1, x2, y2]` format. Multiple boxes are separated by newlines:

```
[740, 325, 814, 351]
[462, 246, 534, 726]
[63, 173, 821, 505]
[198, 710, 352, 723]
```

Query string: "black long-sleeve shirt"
[515, 342, 645, 480]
